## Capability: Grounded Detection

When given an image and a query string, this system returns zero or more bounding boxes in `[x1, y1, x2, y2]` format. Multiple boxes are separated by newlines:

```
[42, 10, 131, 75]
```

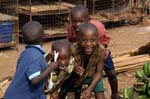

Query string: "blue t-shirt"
[4, 45, 47, 99]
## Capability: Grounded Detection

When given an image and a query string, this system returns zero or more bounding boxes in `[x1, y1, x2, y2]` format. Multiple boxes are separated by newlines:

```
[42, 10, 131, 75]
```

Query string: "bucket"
[0, 22, 14, 43]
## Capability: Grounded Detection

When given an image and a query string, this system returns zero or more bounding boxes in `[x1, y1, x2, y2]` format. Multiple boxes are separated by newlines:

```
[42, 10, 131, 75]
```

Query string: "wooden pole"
[29, 0, 32, 21]
[84, 0, 87, 7]
[92, 0, 95, 15]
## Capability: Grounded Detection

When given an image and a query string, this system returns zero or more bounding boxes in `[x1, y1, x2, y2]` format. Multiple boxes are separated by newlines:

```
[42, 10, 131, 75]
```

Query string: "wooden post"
[16, 0, 19, 44]
[92, 0, 95, 15]
[84, 0, 87, 7]
[29, 0, 32, 21]
[112, 0, 115, 11]
[58, 0, 61, 14]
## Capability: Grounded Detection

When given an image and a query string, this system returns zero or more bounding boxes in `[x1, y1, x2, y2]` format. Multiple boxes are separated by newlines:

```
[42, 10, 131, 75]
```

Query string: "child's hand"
[48, 62, 58, 71]
[80, 88, 92, 99]
[51, 92, 59, 99]
[74, 63, 85, 76]
[45, 53, 54, 63]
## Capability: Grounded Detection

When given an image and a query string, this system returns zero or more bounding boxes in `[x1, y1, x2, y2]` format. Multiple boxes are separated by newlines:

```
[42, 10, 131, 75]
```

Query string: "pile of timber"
[44, 28, 66, 38]
[18, 2, 75, 14]
[113, 54, 150, 73]
[0, 76, 12, 98]
[0, 13, 18, 22]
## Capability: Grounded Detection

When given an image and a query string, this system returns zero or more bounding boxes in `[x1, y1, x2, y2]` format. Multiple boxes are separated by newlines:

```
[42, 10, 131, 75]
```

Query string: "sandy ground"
[0, 25, 150, 98]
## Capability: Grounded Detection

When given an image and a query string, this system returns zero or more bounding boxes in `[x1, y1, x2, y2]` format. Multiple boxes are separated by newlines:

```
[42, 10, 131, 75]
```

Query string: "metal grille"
[90, 0, 145, 24]
[18, 0, 75, 39]
[64, 0, 84, 5]
[85, 0, 113, 14]
[0, 0, 18, 48]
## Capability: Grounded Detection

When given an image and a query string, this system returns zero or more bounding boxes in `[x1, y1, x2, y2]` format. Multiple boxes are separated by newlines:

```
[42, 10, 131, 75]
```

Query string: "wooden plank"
[113, 54, 150, 63]
[44, 28, 66, 39]
[18, 2, 75, 13]
[0, 13, 18, 22]
[0, 41, 16, 48]
[55, 2, 75, 8]
[115, 56, 150, 67]
[115, 63, 143, 70]
[0, 78, 11, 99]
[116, 64, 143, 72]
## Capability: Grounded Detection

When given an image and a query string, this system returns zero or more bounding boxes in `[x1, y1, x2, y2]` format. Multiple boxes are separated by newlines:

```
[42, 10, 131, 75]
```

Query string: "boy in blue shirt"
[4, 21, 58, 99]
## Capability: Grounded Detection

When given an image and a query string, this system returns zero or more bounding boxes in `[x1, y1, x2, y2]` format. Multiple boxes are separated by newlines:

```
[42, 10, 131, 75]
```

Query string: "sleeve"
[26, 61, 41, 80]
[98, 22, 110, 47]
[67, 25, 72, 42]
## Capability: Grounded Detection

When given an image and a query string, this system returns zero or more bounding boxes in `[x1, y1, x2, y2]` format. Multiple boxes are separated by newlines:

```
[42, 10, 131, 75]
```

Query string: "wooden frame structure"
[0, 0, 19, 48]
[17, 0, 76, 39]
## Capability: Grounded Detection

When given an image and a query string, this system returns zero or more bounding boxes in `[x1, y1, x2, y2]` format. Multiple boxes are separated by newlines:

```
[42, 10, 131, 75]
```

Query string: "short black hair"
[21, 21, 44, 45]
[71, 5, 89, 19]
[78, 23, 99, 37]
[52, 40, 71, 54]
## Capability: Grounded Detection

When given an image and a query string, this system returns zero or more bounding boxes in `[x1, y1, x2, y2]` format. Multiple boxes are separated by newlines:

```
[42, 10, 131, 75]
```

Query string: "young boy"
[67, 5, 121, 99]
[60, 23, 105, 99]
[45, 40, 74, 99]
[4, 21, 58, 99]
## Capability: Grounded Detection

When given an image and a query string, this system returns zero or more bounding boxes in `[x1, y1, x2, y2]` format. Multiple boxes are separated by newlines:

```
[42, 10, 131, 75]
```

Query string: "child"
[45, 40, 74, 99]
[4, 21, 58, 99]
[60, 23, 105, 99]
[67, 5, 121, 99]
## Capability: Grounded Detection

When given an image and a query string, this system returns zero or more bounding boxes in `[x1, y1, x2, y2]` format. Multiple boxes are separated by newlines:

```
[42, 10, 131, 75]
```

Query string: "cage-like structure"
[90, 0, 144, 23]
[18, 0, 76, 39]
[0, 0, 18, 48]
[85, 0, 113, 14]
[63, 0, 84, 4]
[63, 0, 113, 22]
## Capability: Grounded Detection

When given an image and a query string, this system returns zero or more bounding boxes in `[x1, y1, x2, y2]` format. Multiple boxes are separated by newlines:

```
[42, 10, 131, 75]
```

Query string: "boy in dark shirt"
[5, 21, 58, 99]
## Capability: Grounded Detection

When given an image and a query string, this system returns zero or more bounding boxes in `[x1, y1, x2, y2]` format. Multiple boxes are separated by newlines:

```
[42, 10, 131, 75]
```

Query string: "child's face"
[56, 50, 71, 70]
[79, 30, 98, 55]
[71, 14, 89, 31]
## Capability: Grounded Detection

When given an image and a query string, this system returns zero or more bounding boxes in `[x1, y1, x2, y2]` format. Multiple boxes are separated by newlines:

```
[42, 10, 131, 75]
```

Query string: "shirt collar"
[26, 45, 46, 54]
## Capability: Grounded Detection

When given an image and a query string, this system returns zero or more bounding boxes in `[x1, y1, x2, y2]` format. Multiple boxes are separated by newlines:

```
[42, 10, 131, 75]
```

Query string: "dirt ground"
[1, 25, 150, 98]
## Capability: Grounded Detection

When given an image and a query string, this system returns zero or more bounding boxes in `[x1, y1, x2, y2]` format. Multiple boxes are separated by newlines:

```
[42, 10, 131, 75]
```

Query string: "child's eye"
[91, 38, 97, 42]
[80, 39, 97, 43]
[80, 39, 87, 43]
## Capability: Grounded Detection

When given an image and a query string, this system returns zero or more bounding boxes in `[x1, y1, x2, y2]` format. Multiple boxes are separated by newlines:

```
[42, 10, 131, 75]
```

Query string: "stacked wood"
[113, 54, 150, 73]
[44, 28, 66, 38]
[0, 41, 16, 49]
[92, 0, 143, 22]
[142, 16, 150, 26]
[0, 76, 12, 98]
[18, 2, 75, 13]
[0, 13, 18, 22]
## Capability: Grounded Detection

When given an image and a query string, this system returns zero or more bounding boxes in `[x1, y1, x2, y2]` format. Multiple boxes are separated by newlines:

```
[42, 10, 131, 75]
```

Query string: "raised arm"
[27, 62, 58, 85]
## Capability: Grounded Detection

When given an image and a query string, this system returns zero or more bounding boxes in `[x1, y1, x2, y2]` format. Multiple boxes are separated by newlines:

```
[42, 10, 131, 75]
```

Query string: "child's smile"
[57, 52, 70, 70]
[80, 30, 98, 55]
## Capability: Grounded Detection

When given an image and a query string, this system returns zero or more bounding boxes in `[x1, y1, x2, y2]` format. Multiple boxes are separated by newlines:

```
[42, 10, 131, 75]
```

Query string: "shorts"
[60, 77, 104, 95]
[104, 50, 115, 71]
